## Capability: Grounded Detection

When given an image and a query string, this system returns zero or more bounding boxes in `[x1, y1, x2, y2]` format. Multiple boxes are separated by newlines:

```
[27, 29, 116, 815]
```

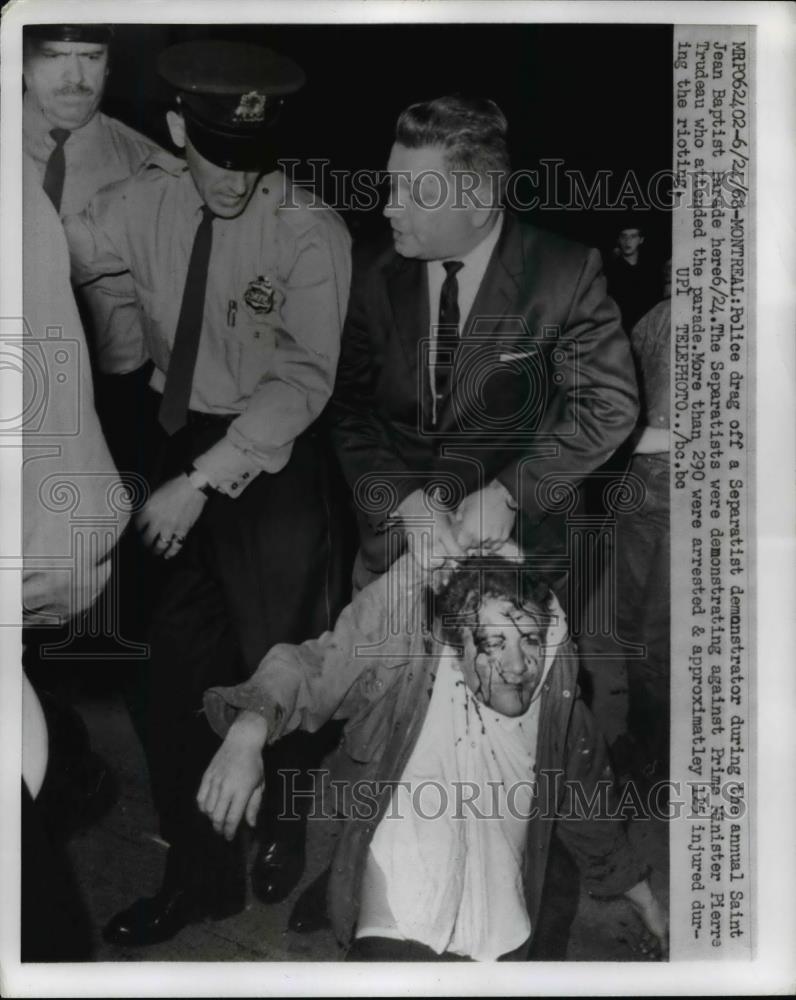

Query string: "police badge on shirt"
[228, 274, 279, 337]
[244, 275, 275, 315]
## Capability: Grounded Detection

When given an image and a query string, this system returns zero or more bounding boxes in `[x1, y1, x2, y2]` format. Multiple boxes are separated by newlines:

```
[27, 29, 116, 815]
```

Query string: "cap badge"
[232, 91, 267, 124]
[244, 275, 275, 314]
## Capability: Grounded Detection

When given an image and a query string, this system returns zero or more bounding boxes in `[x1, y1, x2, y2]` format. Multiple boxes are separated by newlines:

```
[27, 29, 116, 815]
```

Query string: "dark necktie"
[158, 206, 215, 434]
[42, 128, 70, 213]
[435, 259, 464, 402]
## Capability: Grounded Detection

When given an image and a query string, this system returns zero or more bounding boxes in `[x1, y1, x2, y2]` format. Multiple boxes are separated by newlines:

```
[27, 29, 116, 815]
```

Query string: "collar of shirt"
[426, 211, 504, 332]
[425, 212, 504, 420]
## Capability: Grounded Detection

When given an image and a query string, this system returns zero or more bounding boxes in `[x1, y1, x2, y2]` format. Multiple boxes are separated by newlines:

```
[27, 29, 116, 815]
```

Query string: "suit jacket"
[329, 213, 639, 574]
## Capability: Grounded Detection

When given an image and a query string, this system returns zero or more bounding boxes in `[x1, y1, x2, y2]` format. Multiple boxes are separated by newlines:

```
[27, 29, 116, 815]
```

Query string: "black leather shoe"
[288, 867, 331, 933]
[102, 885, 243, 947]
[251, 838, 305, 904]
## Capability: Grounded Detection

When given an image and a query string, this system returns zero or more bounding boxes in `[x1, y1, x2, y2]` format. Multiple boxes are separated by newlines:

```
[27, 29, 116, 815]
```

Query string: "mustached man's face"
[459, 595, 546, 717]
[24, 41, 108, 130]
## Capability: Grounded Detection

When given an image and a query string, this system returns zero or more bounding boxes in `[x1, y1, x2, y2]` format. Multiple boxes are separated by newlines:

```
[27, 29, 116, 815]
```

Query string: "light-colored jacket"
[205, 555, 645, 952]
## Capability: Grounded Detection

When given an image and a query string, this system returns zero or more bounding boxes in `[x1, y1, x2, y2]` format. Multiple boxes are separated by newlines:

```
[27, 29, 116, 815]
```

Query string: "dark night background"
[95, 22, 674, 264]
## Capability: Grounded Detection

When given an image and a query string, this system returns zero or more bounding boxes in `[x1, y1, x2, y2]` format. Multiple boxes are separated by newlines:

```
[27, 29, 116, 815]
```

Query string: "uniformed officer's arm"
[76, 277, 151, 375]
[62, 180, 135, 285]
[63, 184, 149, 375]
[193, 216, 352, 497]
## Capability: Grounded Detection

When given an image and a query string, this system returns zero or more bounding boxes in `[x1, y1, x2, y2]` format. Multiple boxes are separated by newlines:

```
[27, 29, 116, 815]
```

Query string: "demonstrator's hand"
[196, 711, 268, 841]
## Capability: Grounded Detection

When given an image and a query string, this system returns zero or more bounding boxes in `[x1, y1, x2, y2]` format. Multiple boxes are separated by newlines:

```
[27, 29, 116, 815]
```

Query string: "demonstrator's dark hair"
[432, 557, 551, 653]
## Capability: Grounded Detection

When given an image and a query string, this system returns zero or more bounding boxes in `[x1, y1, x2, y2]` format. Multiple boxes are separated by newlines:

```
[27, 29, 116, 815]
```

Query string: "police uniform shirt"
[23, 88, 161, 217]
[23, 89, 163, 374]
[64, 149, 352, 496]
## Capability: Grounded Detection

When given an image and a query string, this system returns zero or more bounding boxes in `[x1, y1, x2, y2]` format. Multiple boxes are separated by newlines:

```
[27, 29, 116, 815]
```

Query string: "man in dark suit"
[330, 95, 640, 597]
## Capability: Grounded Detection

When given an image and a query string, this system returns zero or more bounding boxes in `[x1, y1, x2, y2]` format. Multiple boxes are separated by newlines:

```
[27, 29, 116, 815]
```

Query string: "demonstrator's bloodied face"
[460, 595, 546, 717]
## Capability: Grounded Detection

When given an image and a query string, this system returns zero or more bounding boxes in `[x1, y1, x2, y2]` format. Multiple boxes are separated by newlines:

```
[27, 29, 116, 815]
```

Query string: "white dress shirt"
[426, 213, 504, 424]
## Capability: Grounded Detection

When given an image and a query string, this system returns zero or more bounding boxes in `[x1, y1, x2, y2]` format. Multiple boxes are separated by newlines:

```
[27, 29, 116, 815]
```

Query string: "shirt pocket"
[224, 320, 278, 399]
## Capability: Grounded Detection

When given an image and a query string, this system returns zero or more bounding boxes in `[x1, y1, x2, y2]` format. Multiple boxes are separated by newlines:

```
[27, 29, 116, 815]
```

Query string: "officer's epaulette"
[274, 175, 344, 238]
[139, 148, 187, 177]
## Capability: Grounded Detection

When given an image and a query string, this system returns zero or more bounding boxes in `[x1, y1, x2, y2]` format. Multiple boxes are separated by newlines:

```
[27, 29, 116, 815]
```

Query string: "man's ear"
[460, 625, 478, 663]
[166, 109, 187, 150]
[470, 205, 494, 233]
[469, 181, 499, 232]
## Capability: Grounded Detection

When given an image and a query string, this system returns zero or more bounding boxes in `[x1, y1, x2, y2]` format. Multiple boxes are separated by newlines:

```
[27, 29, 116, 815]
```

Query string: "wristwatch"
[185, 463, 213, 497]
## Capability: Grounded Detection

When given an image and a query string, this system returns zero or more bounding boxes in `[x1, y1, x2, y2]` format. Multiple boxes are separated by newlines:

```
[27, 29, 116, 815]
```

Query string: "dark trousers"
[21, 781, 93, 962]
[137, 403, 352, 898]
[346, 936, 530, 962]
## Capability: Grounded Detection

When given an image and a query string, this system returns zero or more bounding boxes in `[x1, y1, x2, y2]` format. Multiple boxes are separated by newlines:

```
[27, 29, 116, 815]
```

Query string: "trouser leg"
[144, 532, 248, 904]
[21, 780, 93, 962]
[141, 424, 352, 900]
[345, 936, 471, 961]
[207, 433, 351, 846]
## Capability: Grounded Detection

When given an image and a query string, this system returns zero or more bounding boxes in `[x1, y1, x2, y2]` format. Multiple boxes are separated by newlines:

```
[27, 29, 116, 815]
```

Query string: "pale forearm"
[225, 709, 269, 752]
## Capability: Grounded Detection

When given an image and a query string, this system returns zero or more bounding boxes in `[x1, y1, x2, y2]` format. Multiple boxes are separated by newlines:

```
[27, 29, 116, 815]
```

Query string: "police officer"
[64, 40, 352, 946]
[23, 24, 162, 462]
[23, 23, 159, 219]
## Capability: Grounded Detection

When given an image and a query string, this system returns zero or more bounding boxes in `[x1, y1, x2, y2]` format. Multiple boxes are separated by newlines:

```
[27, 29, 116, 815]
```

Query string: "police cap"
[25, 24, 114, 45]
[158, 40, 305, 171]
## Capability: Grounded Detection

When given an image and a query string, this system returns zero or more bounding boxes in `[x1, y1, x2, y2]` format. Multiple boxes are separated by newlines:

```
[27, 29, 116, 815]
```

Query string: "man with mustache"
[22, 24, 159, 219]
[198, 554, 668, 961]
[23, 24, 162, 465]
[63, 40, 352, 946]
